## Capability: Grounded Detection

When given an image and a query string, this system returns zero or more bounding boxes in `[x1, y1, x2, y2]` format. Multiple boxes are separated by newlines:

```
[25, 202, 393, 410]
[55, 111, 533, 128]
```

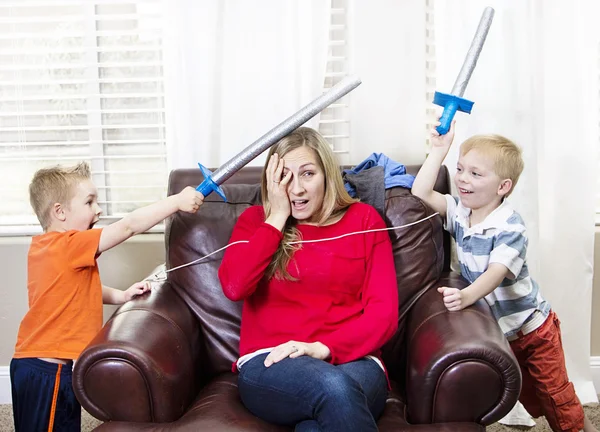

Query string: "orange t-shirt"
[14, 228, 103, 360]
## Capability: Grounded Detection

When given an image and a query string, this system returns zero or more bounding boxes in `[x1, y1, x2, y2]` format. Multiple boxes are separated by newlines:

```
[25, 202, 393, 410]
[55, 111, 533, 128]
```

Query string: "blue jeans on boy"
[237, 353, 387, 432]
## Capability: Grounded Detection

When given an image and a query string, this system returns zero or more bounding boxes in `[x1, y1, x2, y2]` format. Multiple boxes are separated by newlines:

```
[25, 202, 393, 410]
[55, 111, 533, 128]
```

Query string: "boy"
[412, 122, 597, 432]
[11, 162, 204, 431]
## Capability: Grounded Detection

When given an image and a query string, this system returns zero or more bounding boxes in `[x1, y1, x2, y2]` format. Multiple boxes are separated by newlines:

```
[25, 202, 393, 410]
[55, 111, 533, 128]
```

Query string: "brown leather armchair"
[73, 165, 521, 431]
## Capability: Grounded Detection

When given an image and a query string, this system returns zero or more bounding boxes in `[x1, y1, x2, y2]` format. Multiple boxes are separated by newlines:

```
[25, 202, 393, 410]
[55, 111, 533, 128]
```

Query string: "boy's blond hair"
[29, 162, 92, 230]
[460, 134, 524, 197]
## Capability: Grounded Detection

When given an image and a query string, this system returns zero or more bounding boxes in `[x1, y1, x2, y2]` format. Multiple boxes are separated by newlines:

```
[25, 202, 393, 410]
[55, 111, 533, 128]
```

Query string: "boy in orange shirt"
[10, 162, 204, 431]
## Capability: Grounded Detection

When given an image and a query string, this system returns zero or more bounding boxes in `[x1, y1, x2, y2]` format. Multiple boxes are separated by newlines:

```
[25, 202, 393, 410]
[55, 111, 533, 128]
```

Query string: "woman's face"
[281, 146, 325, 224]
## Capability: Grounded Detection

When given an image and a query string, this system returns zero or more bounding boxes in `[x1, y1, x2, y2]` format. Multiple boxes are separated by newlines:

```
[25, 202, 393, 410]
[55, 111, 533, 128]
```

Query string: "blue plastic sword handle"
[433, 92, 474, 135]
[196, 163, 227, 202]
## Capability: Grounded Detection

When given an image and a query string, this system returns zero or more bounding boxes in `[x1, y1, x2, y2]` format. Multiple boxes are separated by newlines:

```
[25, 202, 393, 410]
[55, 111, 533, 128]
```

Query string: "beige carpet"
[0, 406, 101, 431]
[486, 404, 600, 431]
[0, 404, 597, 431]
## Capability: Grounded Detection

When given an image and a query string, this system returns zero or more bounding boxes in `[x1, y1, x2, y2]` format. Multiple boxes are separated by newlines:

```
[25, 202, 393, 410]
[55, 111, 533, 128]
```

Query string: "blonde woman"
[219, 127, 398, 431]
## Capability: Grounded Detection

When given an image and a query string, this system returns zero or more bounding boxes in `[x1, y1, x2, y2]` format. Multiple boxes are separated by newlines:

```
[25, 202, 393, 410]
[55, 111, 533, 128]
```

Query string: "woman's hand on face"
[264, 340, 331, 367]
[266, 153, 292, 222]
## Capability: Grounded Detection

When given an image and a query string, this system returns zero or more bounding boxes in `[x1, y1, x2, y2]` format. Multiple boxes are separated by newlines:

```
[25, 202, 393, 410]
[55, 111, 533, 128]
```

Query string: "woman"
[218, 127, 398, 431]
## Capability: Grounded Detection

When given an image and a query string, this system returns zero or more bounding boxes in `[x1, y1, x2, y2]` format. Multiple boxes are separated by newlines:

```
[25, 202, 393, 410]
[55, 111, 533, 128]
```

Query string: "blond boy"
[11, 162, 203, 431]
[412, 122, 596, 432]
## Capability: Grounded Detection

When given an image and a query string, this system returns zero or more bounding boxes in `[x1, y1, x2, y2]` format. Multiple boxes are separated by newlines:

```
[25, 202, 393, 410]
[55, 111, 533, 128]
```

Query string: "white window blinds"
[0, 0, 168, 232]
[318, 0, 351, 160]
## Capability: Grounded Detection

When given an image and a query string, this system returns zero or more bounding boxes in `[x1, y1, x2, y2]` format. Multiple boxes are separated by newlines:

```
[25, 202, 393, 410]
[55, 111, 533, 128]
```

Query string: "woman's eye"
[303, 171, 314, 177]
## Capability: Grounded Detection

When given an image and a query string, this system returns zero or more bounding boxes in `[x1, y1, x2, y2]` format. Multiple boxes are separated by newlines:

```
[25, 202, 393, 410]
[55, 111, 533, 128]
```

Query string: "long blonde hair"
[261, 127, 357, 280]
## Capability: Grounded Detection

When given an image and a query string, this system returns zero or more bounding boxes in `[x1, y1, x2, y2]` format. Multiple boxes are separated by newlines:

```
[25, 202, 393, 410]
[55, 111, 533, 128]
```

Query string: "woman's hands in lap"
[264, 341, 331, 367]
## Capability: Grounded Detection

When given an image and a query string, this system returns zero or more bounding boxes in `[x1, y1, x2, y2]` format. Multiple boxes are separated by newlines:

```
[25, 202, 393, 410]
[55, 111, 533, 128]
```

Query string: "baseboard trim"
[0, 366, 10, 405]
[591, 356, 600, 394]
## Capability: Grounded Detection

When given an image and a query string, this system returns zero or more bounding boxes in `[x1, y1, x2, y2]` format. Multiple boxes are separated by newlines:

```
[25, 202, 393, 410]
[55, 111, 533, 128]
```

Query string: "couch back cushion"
[166, 166, 448, 379]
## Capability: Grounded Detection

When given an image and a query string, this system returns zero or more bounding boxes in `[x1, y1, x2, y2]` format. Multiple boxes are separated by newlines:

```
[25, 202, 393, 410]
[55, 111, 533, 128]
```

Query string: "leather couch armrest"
[404, 272, 521, 425]
[73, 281, 202, 423]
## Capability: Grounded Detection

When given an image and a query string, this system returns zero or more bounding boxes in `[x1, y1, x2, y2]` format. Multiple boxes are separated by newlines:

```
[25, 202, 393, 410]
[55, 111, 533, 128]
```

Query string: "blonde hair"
[261, 127, 357, 280]
[29, 161, 92, 230]
[460, 134, 524, 196]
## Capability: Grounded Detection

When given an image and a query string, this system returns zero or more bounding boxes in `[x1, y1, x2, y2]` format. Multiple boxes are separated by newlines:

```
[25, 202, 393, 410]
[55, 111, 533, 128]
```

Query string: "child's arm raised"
[98, 186, 204, 254]
[437, 263, 511, 311]
[412, 120, 456, 217]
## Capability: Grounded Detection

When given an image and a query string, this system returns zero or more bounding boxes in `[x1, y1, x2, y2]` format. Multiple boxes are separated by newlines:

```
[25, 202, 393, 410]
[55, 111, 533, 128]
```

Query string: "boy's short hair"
[29, 162, 92, 230]
[460, 134, 524, 196]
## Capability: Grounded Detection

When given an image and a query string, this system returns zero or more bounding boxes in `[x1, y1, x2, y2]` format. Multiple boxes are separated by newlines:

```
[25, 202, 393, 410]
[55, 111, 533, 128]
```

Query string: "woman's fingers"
[264, 342, 303, 367]
[289, 344, 304, 358]
[264, 345, 285, 366]
[279, 170, 292, 187]
[274, 155, 284, 183]
[267, 153, 288, 190]
[265, 349, 285, 366]
[263, 351, 276, 367]
[266, 154, 277, 184]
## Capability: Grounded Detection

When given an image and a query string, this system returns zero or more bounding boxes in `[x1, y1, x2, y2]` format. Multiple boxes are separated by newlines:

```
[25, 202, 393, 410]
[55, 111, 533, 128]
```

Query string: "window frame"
[0, 0, 168, 236]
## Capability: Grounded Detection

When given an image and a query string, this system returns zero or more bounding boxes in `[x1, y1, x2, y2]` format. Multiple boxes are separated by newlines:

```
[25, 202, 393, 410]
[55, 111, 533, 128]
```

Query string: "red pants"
[509, 311, 584, 432]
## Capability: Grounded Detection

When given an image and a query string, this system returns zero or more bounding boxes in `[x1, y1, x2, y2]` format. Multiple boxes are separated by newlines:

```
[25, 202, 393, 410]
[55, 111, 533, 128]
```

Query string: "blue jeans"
[237, 353, 387, 432]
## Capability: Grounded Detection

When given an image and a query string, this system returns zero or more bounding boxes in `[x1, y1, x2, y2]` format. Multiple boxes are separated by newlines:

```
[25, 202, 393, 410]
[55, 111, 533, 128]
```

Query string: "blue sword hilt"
[196, 163, 227, 201]
[433, 92, 475, 135]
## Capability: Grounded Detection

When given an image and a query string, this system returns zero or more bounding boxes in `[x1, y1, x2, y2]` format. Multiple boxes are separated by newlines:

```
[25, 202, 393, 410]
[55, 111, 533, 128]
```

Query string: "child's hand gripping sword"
[196, 75, 362, 200]
[434, 7, 494, 135]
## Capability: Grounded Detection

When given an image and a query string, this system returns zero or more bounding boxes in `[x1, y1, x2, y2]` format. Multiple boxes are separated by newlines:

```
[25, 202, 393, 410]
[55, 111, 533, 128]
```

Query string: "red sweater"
[218, 202, 399, 367]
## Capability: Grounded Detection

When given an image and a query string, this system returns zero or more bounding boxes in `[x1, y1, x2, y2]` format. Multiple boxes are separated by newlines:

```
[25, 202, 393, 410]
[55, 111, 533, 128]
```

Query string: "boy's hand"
[176, 186, 204, 213]
[437, 286, 471, 311]
[123, 281, 151, 302]
[430, 119, 456, 154]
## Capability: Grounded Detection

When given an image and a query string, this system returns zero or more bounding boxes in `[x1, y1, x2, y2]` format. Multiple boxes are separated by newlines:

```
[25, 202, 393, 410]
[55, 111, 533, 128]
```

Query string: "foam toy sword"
[434, 7, 494, 135]
[196, 75, 362, 201]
